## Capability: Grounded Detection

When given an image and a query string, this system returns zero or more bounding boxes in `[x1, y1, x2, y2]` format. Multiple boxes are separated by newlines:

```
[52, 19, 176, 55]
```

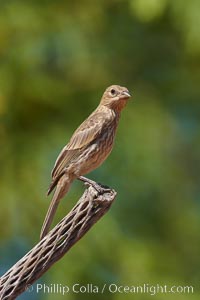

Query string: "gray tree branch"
[0, 185, 116, 300]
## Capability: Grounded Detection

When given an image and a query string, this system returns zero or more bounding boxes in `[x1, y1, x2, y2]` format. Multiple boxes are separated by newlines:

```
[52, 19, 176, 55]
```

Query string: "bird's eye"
[110, 89, 116, 96]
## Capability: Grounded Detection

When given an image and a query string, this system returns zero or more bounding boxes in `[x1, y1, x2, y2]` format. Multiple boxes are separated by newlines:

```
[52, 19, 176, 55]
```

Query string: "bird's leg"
[78, 176, 111, 194]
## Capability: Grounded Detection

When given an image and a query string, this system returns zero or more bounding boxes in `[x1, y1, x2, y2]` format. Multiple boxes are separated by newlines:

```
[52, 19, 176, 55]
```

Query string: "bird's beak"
[121, 90, 131, 98]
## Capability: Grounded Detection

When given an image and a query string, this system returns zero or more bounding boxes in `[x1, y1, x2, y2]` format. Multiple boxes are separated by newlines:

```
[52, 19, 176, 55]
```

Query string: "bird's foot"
[78, 176, 111, 194]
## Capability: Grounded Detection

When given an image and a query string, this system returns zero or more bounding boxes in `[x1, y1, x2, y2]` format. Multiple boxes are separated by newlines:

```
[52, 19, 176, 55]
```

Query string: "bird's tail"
[40, 174, 73, 240]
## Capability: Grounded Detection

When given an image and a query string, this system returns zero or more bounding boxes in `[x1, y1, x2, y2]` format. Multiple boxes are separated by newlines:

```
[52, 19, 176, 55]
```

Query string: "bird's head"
[100, 85, 131, 111]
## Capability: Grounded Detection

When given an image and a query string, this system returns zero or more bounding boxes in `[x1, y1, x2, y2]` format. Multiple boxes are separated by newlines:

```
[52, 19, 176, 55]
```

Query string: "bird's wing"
[51, 110, 110, 179]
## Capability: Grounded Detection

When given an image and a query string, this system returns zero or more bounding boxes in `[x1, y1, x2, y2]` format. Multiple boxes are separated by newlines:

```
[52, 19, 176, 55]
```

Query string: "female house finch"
[40, 85, 131, 239]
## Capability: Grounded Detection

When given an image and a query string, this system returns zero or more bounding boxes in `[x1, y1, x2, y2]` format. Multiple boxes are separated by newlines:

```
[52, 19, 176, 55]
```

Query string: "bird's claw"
[78, 176, 111, 194]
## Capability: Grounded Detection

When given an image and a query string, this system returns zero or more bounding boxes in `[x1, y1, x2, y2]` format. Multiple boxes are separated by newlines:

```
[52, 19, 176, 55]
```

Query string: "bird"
[40, 85, 131, 239]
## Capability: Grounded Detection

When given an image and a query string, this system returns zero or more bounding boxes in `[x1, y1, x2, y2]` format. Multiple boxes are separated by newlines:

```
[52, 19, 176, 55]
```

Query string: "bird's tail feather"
[40, 174, 72, 240]
[47, 170, 66, 196]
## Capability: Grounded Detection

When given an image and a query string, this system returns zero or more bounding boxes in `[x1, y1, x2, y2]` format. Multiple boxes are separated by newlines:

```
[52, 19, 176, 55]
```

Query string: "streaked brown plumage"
[40, 85, 131, 239]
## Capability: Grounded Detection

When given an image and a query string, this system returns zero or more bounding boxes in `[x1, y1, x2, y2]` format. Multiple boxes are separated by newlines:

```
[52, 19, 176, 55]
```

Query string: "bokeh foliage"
[0, 0, 200, 299]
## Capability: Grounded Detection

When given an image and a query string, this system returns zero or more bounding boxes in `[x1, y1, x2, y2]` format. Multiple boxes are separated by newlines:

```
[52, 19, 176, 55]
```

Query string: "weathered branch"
[0, 185, 116, 300]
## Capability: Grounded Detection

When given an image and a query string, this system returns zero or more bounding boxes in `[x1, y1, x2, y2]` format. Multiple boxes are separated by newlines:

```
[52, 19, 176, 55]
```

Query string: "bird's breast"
[71, 118, 119, 176]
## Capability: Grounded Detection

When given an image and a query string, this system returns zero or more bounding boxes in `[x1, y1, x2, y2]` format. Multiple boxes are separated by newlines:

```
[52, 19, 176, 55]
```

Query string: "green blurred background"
[0, 0, 200, 299]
